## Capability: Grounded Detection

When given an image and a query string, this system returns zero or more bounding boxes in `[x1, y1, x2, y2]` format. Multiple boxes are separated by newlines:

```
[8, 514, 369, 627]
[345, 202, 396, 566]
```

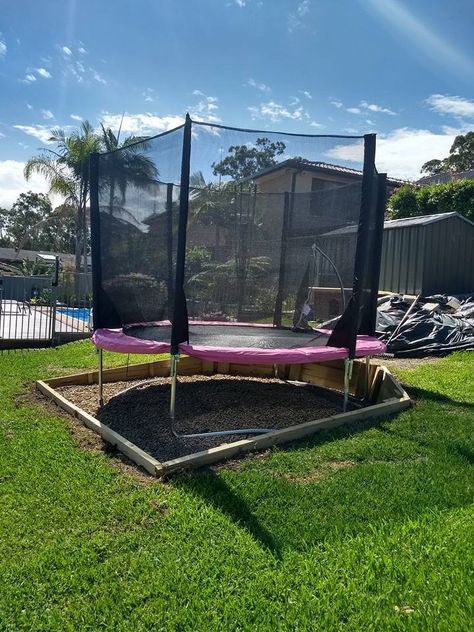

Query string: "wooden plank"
[36, 380, 164, 477]
[229, 364, 275, 378]
[44, 356, 204, 388]
[201, 360, 215, 375]
[287, 364, 302, 381]
[161, 394, 412, 475]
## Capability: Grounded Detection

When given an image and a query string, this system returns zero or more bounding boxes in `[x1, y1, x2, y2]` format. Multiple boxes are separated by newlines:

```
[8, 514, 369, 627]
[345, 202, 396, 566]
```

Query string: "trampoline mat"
[124, 323, 330, 350]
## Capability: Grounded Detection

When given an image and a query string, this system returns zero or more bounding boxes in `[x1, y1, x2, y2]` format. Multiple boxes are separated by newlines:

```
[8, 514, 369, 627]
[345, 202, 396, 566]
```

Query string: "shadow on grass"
[175, 469, 283, 557]
[173, 398, 473, 554]
[405, 385, 474, 409]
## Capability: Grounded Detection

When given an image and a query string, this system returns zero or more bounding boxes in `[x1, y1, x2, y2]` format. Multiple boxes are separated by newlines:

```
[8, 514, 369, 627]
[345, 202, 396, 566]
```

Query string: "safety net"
[90, 116, 384, 356]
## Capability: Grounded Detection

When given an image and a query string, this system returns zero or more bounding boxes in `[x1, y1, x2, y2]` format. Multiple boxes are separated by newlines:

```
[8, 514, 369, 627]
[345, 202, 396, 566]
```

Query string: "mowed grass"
[0, 343, 473, 631]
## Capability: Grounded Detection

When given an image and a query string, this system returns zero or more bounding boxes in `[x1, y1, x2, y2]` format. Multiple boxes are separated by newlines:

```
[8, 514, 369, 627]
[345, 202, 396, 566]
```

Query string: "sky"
[0, 0, 473, 207]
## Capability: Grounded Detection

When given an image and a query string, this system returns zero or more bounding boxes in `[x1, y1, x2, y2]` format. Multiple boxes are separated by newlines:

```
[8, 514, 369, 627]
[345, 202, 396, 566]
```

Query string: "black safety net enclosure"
[90, 115, 385, 357]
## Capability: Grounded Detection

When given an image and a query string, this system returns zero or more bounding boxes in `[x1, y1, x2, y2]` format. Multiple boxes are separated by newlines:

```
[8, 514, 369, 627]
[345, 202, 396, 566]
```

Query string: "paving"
[0, 300, 89, 343]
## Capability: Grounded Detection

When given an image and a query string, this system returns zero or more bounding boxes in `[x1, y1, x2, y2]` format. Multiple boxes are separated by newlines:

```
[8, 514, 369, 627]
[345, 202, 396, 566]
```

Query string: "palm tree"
[24, 121, 101, 273]
[99, 124, 158, 207]
[24, 121, 159, 274]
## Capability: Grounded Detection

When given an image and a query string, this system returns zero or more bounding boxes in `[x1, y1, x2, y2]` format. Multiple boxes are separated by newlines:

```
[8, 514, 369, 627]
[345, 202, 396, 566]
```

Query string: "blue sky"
[1, 0, 473, 206]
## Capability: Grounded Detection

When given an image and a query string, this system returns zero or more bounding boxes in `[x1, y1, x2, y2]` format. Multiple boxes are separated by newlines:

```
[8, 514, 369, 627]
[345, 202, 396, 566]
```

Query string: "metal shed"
[379, 213, 474, 295]
[318, 212, 474, 296]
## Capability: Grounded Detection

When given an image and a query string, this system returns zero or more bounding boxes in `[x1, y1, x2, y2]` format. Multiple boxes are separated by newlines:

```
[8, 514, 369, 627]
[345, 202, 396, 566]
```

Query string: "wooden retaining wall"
[36, 357, 411, 477]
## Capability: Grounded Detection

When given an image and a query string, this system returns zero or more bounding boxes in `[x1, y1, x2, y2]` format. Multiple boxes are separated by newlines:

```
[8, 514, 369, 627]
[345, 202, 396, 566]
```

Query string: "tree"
[2, 192, 52, 250]
[388, 179, 474, 221]
[212, 137, 286, 180]
[421, 131, 474, 175]
[24, 121, 101, 272]
[0, 206, 11, 246]
[0, 192, 76, 253]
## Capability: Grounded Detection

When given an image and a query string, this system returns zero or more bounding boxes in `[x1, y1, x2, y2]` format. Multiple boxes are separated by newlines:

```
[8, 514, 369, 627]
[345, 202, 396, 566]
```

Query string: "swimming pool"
[57, 307, 91, 323]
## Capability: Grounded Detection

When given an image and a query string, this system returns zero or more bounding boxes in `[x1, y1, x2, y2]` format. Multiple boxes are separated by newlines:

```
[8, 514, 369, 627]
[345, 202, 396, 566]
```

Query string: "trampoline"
[93, 321, 385, 365]
[89, 115, 387, 438]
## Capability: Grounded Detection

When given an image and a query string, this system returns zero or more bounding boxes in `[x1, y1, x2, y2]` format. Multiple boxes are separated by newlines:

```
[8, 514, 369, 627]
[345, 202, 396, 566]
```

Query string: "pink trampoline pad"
[93, 321, 386, 365]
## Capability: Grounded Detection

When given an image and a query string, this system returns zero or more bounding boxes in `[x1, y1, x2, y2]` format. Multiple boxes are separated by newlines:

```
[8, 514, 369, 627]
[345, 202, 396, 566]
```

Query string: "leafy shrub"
[388, 179, 474, 221]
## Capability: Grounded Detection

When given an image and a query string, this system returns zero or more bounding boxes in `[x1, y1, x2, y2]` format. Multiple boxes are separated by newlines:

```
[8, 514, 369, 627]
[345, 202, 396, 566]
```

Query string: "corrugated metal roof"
[320, 212, 474, 236]
[384, 212, 474, 228]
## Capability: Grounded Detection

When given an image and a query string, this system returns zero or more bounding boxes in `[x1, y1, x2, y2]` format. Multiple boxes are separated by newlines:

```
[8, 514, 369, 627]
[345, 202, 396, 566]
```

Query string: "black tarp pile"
[376, 294, 474, 356]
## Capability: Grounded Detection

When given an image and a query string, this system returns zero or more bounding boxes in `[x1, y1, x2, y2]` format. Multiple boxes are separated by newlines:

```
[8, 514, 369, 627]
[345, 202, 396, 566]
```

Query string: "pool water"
[57, 307, 91, 322]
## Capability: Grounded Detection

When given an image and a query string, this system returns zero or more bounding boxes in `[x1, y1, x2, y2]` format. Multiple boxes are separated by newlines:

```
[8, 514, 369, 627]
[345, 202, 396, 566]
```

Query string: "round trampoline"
[89, 116, 387, 438]
[93, 321, 385, 365]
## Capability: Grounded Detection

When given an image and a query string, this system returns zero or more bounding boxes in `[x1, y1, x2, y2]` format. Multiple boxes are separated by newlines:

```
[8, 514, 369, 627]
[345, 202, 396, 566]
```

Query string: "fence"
[0, 272, 92, 349]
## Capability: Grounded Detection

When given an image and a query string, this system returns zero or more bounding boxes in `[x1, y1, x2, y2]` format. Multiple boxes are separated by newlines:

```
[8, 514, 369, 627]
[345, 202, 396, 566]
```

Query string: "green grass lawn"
[1, 343, 473, 631]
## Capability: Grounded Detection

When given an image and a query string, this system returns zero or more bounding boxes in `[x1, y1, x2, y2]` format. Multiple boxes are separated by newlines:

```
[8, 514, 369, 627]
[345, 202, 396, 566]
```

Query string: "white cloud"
[142, 88, 156, 102]
[310, 121, 324, 129]
[326, 127, 460, 179]
[0, 37, 6, 58]
[0, 131, 5, 138]
[326, 140, 364, 164]
[246, 78, 271, 92]
[70, 114, 83, 121]
[426, 94, 474, 119]
[26, 103, 33, 110]
[330, 99, 343, 109]
[288, 0, 311, 32]
[62, 46, 72, 56]
[300, 90, 312, 99]
[100, 112, 184, 136]
[234, 0, 246, 6]
[41, 109, 54, 120]
[360, 100, 396, 115]
[189, 91, 221, 123]
[347, 107, 361, 114]
[376, 128, 459, 179]
[248, 100, 306, 122]
[0, 160, 52, 208]
[78, 46, 87, 54]
[92, 70, 107, 85]
[13, 124, 53, 144]
[36, 67, 51, 79]
[20, 73, 37, 83]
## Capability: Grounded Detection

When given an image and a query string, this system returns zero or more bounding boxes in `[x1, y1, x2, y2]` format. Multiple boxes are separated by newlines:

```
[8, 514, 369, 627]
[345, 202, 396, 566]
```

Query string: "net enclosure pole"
[89, 152, 101, 330]
[166, 183, 174, 317]
[98, 348, 104, 407]
[273, 191, 291, 326]
[328, 134, 376, 357]
[171, 113, 192, 355]
[349, 133, 377, 357]
[359, 172, 387, 336]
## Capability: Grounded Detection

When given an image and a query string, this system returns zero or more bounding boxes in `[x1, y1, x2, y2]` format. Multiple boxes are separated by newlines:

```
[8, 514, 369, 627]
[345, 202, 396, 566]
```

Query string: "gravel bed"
[57, 375, 347, 462]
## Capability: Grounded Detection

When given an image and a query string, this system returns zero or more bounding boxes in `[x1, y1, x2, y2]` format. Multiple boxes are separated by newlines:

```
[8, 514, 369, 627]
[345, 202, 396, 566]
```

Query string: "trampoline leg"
[98, 348, 104, 407]
[169, 351, 273, 439]
[343, 359, 353, 413]
[170, 353, 179, 434]
[365, 356, 371, 400]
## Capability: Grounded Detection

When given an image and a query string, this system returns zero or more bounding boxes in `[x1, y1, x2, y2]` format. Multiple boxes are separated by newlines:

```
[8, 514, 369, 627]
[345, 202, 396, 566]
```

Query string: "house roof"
[319, 212, 474, 237]
[416, 169, 474, 185]
[0, 247, 91, 267]
[247, 158, 408, 188]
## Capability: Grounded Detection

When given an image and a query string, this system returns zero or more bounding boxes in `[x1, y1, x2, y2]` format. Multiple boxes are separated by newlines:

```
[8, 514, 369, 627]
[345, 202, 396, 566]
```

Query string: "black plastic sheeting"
[377, 294, 474, 356]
